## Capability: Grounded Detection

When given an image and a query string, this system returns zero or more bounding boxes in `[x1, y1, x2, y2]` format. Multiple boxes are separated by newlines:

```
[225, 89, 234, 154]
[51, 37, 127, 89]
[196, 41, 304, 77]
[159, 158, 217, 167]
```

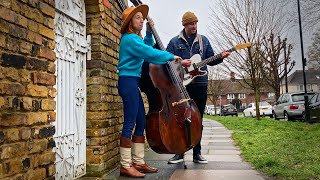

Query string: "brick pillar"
[0, 0, 56, 179]
[85, 0, 123, 177]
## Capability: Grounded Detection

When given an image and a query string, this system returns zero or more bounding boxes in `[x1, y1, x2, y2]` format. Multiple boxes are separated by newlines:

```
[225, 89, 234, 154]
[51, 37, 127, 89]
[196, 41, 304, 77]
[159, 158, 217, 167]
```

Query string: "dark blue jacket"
[166, 30, 223, 86]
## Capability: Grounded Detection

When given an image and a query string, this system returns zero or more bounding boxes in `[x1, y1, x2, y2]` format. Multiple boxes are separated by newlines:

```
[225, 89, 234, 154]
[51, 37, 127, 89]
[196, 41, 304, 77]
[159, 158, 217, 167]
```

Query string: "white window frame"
[227, 94, 235, 100]
[268, 92, 275, 98]
[238, 93, 246, 99]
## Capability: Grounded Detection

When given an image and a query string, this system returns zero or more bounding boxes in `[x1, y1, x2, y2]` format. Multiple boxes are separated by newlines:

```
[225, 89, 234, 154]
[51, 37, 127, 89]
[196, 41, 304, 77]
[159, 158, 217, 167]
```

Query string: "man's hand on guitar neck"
[221, 50, 231, 59]
[181, 59, 192, 67]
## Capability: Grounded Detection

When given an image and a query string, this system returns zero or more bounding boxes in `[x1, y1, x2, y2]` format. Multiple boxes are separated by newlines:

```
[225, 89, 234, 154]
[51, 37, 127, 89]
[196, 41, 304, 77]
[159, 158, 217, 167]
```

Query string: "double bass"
[116, 0, 202, 154]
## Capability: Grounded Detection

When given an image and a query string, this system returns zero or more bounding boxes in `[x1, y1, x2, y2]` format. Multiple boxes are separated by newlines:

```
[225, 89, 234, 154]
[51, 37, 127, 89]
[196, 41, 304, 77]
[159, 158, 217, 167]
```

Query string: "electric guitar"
[183, 43, 252, 86]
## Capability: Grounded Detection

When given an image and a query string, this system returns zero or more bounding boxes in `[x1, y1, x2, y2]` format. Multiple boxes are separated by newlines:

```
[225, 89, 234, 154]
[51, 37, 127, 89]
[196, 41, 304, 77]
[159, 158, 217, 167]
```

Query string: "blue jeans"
[118, 76, 146, 139]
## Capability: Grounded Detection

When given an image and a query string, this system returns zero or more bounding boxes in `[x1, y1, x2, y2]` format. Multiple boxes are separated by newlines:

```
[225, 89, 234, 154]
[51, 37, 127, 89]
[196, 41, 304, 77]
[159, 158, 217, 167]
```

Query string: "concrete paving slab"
[202, 134, 231, 138]
[208, 149, 241, 155]
[184, 155, 242, 162]
[208, 142, 235, 146]
[208, 145, 240, 150]
[179, 161, 253, 170]
[170, 170, 264, 180]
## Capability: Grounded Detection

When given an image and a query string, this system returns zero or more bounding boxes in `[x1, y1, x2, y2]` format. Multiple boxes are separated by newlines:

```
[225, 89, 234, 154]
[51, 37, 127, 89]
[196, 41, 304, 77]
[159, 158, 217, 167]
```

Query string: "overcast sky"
[129, 0, 317, 73]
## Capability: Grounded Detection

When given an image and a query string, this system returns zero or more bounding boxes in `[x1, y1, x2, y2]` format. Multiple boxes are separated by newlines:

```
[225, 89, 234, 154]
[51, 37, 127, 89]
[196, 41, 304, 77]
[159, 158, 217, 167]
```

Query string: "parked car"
[273, 92, 315, 121]
[205, 105, 220, 115]
[307, 92, 320, 123]
[243, 102, 273, 118]
[220, 104, 238, 116]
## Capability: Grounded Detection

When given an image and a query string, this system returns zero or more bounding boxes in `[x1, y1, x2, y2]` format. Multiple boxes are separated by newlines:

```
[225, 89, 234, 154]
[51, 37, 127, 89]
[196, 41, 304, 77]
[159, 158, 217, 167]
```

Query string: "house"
[207, 73, 275, 108]
[280, 69, 320, 94]
[0, 0, 124, 179]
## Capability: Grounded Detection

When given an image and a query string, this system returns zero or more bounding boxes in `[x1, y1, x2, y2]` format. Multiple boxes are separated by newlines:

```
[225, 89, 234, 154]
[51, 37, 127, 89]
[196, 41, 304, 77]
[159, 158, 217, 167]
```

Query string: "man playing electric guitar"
[166, 11, 230, 164]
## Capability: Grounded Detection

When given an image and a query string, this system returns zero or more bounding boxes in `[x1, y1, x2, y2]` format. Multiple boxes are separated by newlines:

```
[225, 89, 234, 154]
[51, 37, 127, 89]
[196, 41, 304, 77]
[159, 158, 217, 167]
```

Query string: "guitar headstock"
[234, 43, 252, 50]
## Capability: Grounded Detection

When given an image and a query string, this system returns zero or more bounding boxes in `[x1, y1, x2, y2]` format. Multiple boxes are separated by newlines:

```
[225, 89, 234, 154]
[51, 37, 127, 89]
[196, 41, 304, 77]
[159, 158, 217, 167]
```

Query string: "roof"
[208, 79, 272, 95]
[286, 69, 320, 85]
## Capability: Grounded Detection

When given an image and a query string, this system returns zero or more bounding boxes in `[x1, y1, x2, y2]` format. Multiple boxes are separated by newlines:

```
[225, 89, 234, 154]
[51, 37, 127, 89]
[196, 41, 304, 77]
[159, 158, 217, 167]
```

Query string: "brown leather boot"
[120, 165, 145, 178]
[132, 135, 158, 173]
[132, 163, 158, 173]
[119, 137, 145, 178]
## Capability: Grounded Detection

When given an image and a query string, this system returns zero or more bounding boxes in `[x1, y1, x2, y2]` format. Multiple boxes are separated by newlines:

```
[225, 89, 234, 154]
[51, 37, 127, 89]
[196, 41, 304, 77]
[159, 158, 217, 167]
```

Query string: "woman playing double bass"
[117, 4, 181, 178]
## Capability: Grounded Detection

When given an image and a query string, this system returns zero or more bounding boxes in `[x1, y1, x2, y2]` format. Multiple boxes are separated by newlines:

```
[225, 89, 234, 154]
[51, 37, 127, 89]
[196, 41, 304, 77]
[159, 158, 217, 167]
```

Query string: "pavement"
[81, 118, 266, 180]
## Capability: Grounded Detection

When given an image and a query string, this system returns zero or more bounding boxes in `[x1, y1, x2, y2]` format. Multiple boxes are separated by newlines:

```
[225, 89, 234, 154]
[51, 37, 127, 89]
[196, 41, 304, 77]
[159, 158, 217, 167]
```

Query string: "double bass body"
[142, 63, 202, 154]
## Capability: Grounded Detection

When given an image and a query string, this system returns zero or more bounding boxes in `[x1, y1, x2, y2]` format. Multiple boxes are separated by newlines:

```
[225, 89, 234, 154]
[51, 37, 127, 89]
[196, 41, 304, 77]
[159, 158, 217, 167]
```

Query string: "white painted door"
[54, 0, 90, 179]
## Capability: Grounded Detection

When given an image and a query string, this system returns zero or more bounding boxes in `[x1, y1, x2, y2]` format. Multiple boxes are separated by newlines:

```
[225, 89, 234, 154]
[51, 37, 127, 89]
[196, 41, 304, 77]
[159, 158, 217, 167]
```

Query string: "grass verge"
[204, 115, 320, 180]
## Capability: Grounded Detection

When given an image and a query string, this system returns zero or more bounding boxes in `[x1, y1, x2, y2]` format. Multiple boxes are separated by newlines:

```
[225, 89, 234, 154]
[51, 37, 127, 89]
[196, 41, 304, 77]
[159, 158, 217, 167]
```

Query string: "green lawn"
[204, 115, 320, 180]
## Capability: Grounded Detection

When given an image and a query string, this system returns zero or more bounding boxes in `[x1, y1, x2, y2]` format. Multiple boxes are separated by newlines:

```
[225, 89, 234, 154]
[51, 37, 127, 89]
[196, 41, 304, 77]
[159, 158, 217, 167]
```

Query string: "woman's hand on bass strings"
[174, 56, 182, 63]
[146, 18, 154, 32]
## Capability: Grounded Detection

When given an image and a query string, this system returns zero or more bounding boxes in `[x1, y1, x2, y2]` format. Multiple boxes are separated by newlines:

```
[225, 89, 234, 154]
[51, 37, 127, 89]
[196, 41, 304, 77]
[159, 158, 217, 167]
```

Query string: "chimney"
[230, 71, 235, 82]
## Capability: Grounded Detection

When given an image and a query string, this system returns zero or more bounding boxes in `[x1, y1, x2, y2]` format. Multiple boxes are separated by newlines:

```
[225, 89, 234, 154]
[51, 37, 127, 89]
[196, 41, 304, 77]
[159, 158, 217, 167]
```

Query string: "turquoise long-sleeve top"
[117, 32, 174, 77]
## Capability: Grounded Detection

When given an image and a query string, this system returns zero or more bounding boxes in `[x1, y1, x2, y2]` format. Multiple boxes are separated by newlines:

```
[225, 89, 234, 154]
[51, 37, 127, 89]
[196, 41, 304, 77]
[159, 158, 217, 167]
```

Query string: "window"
[227, 94, 235, 100]
[307, 84, 312, 91]
[310, 94, 318, 104]
[298, 84, 312, 91]
[282, 95, 290, 103]
[238, 94, 246, 99]
[268, 93, 275, 98]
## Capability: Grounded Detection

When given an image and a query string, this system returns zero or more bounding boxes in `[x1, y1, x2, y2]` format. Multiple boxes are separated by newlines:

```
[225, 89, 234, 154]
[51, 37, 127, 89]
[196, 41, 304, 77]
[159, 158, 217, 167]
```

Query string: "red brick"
[17, 14, 28, 28]
[23, 5, 43, 23]
[3, 158, 23, 176]
[19, 127, 31, 140]
[39, 2, 54, 18]
[38, 24, 54, 40]
[25, 112, 48, 125]
[3, 129, 20, 142]
[26, 84, 48, 97]
[1, 143, 26, 159]
[0, 33, 6, 48]
[32, 72, 56, 86]
[27, 20, 38, 32]
[39, 48, 55, 61]
[47, 111, 56, 122]
[0, 19, 9, 33]
[20, 41, 32, 55]
[0, 113, 27, 127]
[103, 0, 111, 8]
[0, 6, 16, 23]
[24, 168, 46, 179]
[0, 82, 26, 95]
[27, 139, 47, 153]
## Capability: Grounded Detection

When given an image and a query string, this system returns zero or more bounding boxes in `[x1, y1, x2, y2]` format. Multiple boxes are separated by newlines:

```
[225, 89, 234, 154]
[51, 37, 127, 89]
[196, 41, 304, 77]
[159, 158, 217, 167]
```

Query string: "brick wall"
[0, 0, 56, 179]
[85, 0, 123, 177]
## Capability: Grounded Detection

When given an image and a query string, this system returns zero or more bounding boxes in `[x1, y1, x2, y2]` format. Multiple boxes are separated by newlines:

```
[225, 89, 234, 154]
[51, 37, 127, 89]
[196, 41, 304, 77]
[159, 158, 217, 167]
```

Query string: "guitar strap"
[198, 34, 203, 58]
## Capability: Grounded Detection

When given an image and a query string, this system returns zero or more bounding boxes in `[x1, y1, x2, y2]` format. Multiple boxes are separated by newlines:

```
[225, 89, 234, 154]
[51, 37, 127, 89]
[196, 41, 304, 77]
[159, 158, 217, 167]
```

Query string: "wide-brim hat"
[120, 4, 149, 34]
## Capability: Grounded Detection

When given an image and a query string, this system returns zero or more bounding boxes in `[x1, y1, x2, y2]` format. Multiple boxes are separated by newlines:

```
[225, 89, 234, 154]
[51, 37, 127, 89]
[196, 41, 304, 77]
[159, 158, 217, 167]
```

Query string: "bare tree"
[258, 33, 295, 101]
[207, 67, 226, 115]
[308, 29, 320, 69]
[208, 0, 290, 119]
[301, 0, 320, 30]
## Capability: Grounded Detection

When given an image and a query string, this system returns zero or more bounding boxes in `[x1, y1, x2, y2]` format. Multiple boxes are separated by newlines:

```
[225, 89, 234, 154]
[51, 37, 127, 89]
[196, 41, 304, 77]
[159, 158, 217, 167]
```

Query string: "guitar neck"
[197, 47, 235, 68]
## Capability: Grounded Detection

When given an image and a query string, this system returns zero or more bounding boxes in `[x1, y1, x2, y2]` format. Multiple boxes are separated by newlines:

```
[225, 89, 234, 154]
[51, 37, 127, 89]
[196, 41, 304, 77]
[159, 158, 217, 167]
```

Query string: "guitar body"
[183, 54, 207, 86]
[182, 42, 252, 86]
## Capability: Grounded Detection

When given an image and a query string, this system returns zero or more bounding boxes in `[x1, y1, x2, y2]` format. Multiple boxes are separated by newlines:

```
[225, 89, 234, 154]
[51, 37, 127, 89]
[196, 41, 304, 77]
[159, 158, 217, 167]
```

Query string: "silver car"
[273, 92, 315, 121]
